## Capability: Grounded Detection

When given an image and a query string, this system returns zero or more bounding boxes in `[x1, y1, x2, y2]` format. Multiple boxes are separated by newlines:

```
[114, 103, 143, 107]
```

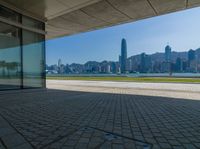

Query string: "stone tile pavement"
[0, 89, 200, 149]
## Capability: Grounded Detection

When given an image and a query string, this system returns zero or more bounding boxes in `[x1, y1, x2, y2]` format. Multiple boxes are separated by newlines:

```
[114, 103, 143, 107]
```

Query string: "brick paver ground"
[0, 89, 200, 149]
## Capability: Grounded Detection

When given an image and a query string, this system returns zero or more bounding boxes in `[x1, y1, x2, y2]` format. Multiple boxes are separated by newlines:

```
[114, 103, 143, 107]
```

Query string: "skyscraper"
[188, 49, 195, 62]
[176, 57, 183, 72]
[140, 53, 146, 73]
[120, 38, 127, 73]
[58, 59, 62, 68]
[58, 59, 62, 74]
[165, 45, 172, 62]
[188, 49, 196, 72]
[140, 53, 152, 73]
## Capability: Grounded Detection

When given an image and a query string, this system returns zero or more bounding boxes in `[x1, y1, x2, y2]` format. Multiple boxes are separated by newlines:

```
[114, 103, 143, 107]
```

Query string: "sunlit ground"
[47, 76, 200, 83]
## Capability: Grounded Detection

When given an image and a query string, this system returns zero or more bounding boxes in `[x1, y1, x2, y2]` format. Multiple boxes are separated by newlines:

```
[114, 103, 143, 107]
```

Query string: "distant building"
[140, 53, 152, 73]
[46, 44, 200, 74]
[175, 57, 183, 72]
[188, 49, 195, 62]
[120, 38, 127, 73]
[140, 53, 146, 73]
[58, 59, 62, 74]
[59, 64, 65, 74]
[188, 49, 196, 72]
[127, 59, 132, 72]
[107, 65, 111, 73]
[163, 45, 172, 74]
[152, 61, 162, 73]
[58, 59, 62, 68]
[161, 62, 171, 73]
[110, 62, 117, 73]
[165, 45, 172, 62]
[119, 55, 121, 64]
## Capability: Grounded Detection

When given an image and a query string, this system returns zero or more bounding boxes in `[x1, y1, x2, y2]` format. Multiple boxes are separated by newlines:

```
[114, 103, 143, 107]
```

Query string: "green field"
[47, 76, 200, 83]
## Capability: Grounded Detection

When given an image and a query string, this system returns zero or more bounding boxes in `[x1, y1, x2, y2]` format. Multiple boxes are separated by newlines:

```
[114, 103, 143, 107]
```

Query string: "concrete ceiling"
[1, 0, 200, 39]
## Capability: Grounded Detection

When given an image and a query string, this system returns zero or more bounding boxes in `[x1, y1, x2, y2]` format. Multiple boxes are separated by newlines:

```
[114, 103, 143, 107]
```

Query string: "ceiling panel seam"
[47, 24, 70, 31]
[105, 0, 132, 19]
[147, 0, 158, 15]
[55, 0, 69, 7]
[80, 9, 111, 24]
[60, 16, 88, 28]
[47, 0, 103, 19]
[60, 15, 109, 29]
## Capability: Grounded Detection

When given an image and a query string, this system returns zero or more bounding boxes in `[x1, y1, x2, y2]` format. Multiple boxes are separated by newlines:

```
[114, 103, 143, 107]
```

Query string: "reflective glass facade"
[0, 5, 45, 90]
[23, 30, 45, 88]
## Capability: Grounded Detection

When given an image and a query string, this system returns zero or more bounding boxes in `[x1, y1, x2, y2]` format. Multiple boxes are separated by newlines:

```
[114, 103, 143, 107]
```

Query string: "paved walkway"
[0, 88, 200, 149]
[47, 80, 200, 100]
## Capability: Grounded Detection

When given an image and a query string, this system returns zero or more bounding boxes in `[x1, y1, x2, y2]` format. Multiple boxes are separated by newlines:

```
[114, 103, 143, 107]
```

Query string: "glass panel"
[0, 22, 21, 89]
[22, 30, 45, 88]
[22, 16, 44, 30]
[0, 5, 20, 22]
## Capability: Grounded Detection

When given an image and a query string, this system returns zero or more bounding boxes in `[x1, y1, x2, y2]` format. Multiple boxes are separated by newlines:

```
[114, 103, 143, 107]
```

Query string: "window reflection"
[0, 22, 21, 89]
[22, 16, 44, 30]
[0, 6, 20, 22]
[23, 30, 45, 88]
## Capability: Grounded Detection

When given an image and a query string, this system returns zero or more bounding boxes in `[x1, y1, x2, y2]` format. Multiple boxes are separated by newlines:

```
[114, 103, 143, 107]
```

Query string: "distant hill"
[128, 48, 200, 62]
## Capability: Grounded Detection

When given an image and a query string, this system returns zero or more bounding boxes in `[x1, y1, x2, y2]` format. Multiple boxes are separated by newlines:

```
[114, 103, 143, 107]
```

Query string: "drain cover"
[104, 133, 121, 141]
[143, 144, 151, 149]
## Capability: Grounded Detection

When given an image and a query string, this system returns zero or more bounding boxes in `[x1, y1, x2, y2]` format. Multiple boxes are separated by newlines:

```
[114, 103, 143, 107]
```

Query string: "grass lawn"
[47, 76, 200, 83]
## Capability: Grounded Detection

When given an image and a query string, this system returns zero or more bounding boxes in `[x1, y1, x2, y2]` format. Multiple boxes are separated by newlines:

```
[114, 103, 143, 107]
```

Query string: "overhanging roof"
[1, 0, 200, 39]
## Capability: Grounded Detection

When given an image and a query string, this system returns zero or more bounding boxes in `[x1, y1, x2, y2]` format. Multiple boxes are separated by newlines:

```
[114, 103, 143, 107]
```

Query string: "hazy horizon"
[46, 7, 200, 65]
[46, 47, 200, 66]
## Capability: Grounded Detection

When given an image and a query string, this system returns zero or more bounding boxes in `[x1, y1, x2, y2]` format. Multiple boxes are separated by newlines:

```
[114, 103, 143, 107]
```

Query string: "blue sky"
[46, 7, 200, 65]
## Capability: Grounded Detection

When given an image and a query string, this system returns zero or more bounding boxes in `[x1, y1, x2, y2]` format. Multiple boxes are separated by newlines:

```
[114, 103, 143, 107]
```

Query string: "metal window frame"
[0, 0, 46, 22]
[0, 16, 46, 35]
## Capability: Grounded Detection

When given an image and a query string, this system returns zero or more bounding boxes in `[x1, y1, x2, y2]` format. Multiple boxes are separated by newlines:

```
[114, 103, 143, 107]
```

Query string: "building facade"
[120, 38, 127, 73]
[165, 45, 172, 62]
[0, 5, 45, 90]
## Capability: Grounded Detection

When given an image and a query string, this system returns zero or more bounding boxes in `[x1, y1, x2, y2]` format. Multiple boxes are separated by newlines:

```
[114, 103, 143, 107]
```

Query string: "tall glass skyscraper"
[120, 38, 127, 73]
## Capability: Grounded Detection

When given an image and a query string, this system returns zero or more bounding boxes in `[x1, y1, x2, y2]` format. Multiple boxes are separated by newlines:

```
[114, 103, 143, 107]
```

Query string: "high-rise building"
[58, 59, 62, 67]
[58, 59, 62, 74]
[140, 53, 152, 73]
[140, 53, 146, 73]
[119, 55, 121, 64]
[165, 45, 172, 62]
[188, 49, 195, 62]
[188, 49, 197, 72]
[120, 38, 127, 73]
[175, 57, 183, 72]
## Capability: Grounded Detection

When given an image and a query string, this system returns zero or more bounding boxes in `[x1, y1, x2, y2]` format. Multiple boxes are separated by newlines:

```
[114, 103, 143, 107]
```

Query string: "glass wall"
[0, 5, 20, 22]
[0, 22, 21, 89]
[22, 16, 44, 30]
[0, 5, 45, 90]
[23, 30, 45, 88]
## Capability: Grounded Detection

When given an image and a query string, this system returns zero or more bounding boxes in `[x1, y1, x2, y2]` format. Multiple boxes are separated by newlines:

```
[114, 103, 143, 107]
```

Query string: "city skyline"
[47, 44, 199, 66]
[46, 7, 200, 65]
[46, 40, 200, 74]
